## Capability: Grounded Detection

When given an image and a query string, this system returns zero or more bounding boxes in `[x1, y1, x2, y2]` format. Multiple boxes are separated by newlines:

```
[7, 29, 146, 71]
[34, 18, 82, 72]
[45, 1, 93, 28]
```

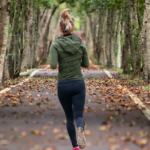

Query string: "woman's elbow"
[83, 63, 89, 68]
[85, 64, 89, 68]
[50, 64, 57, 69]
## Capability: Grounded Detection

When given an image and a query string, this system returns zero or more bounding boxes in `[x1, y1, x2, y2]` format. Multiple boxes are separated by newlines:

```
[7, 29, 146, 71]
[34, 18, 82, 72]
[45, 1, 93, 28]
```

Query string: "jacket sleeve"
[50, 44, 58, 69]
[81, 46, 90, 68]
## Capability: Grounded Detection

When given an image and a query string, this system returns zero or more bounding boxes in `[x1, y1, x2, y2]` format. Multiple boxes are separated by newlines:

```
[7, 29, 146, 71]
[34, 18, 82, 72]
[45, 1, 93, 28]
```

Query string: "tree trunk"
[41, 10, 54, 64]
[114, 12, 120, 55]
[0, 0, 11, 86]
[19, 0, 25, 73]
[134, 0, 142, 77]
[129, 0, 136, 72]
[86, 16, 90, 49]
[117, 22, 122, 68]
[105, 10, 111, 67]
[39, 6, 57, 65]
[123, 0, 130, 74]
[7, 0, 21, 79]
[121, 0, 125, 69]
[34, 6, 41, 67]
[9, 2, 15, 26]
[100, 11, 108, 66]
[3, 60, 9, 82]
[87, 13, 97, 58]
[129, 0, 134, 26]
[14, 28, 20, 78]
[134, 35, 141, 77]
[21, 0, 32, 71]
[96, 14, 103, 62]
[110, 8, 117, 68]
[141, 2, 148, 82]
[136, 0, 142, 30]
[30, 8, 35, 68]
[93, 14, 98, 59]
[29, 0, 33, 68]
[146, 0, 150, 83]
[31, 6, 37, 68]
[105, 9, 116, 68]
[21, 0, 29, 71]
[53, 12, 61, 41]
[117, 9, 122, 69]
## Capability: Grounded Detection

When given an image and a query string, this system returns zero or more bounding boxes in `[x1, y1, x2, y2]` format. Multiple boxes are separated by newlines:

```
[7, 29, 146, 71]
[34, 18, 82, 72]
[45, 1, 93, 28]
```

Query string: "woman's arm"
[81, 47, 90, 68]
[50, 44, 58, 69]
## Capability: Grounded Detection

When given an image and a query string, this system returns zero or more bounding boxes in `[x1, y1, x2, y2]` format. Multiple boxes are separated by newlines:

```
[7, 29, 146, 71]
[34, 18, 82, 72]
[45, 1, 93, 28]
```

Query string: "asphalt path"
[0, 69, 150, 150]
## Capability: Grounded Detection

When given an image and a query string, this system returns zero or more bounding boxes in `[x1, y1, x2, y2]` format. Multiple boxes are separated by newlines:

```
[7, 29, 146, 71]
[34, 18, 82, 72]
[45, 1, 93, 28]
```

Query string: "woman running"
[50, 9, 89, 150]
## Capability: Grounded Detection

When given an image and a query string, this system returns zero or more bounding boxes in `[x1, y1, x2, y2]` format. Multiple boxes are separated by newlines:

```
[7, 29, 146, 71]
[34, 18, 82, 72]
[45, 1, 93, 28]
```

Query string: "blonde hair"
[60, 9, 75, 32]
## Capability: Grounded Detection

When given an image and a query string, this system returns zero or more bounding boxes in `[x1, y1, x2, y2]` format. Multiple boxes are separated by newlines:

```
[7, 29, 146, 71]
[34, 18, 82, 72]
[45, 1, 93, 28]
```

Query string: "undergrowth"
[90, 52, 150, 92]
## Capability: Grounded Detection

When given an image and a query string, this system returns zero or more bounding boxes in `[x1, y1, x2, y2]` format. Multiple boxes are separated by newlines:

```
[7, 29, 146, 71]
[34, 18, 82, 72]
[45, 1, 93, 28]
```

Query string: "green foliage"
[132, 23, 139, 51]
[31, 0, 78, 9]
[139, 0, 145, 24]
[78, 0, 109, 14]
[10, 0, 16, 18]
[20, 68, 36, 76]
[143, 86, 150, 92]
[108, 0, 122, 9]
[8, 24, 12, 37]
[35, 0, 58, 8]
[38, 0, 78, 9]
[74, 18, 80, 31]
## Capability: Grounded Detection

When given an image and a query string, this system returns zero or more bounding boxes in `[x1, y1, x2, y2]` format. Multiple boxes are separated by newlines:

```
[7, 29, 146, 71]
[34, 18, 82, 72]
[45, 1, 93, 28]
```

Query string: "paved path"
[0, 69, 150, 150]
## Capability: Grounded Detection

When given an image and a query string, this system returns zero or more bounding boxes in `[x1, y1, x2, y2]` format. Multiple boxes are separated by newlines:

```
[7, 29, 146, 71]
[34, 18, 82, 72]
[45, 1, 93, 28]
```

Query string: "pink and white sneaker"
[73, 146, 80, 150]
[77, 127, 86, 149]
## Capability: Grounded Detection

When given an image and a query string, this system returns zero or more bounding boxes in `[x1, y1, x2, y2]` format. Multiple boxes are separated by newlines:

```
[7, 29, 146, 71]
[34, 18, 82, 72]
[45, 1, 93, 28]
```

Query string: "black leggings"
[58, 79, 85, 148]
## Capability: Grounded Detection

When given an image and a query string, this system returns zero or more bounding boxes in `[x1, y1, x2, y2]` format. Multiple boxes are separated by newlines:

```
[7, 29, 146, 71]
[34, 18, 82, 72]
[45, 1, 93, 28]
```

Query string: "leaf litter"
[0, 76, 150, 149]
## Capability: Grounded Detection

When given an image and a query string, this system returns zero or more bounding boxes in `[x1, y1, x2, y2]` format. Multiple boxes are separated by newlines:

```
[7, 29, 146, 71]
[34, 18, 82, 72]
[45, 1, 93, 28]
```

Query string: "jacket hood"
[56, 34, 82, 54]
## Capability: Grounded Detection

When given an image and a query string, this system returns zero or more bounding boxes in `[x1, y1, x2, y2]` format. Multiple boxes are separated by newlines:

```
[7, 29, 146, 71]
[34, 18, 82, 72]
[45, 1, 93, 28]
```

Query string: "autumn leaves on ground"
[0, 63, 150, 150]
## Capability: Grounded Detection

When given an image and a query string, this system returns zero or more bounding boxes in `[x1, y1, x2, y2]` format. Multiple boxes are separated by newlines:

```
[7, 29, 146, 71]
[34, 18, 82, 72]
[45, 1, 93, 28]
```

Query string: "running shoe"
[73, 146, 80, 150]
[77, 127, 86, 149]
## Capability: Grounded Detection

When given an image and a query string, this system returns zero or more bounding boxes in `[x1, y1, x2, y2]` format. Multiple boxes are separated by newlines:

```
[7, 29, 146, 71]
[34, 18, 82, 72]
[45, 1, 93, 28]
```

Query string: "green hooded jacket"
[50, 33, 89, 81]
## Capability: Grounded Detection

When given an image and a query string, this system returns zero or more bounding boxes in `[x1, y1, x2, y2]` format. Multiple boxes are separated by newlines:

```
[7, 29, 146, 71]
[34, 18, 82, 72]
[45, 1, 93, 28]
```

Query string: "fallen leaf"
[11, 127, 18, 131]
[53, 128, 60, 133]
[136, 139, 147, 146]
[126, 131, 132, 136]
[21, 131, 27, 138]
[45, 147, 56, 150]
[63, 120, 66, 125]
[86, 142, 91, 147]
[30, 130, 45, 135]
[43, 126, 49, 130]
[0, 140, 9, 145]
[55, 134, 69, 140]
[84, 130, 92, 136]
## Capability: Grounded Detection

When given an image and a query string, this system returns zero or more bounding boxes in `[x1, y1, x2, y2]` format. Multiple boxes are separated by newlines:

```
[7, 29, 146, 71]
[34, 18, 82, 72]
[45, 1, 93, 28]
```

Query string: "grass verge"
[20, 68, 36, 76]
[0, 68, 36, 91]
[90, 53, 150, 92]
